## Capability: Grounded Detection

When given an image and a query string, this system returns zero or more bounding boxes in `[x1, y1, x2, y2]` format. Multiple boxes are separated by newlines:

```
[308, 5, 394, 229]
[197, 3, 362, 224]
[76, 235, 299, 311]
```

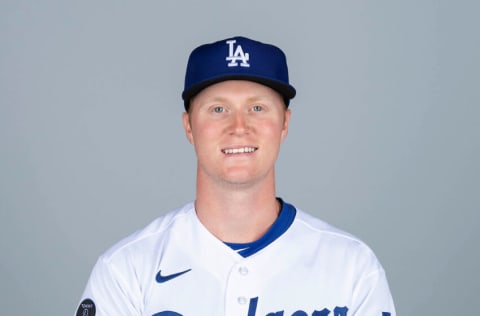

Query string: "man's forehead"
[190, 80, 285, 105]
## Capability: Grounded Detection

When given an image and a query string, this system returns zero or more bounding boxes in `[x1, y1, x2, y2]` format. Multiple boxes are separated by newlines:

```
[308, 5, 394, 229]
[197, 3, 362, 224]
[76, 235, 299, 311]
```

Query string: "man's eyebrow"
[194, 94, 278, 107]
[246, 95, 276, 103]
[192, 95, 227, 107]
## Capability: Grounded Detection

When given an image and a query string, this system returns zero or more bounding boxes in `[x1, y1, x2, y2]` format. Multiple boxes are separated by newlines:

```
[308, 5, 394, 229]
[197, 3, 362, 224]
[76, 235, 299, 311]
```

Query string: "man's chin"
[219, 173, 271, 190]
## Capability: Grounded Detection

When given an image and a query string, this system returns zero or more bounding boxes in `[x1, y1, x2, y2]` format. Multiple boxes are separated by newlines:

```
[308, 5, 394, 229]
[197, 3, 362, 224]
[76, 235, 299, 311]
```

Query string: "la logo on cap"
[226, 39, 250, 68]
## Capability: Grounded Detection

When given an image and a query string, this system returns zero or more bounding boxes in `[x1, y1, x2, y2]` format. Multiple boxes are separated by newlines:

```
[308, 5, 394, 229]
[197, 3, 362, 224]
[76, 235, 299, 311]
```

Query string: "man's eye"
[213, 106, 224, 113]
[252, 105, 263, 112]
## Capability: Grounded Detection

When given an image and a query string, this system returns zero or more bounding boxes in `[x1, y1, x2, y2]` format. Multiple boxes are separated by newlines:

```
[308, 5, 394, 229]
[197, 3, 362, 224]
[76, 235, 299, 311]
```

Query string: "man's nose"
[230, 111, 250, 135]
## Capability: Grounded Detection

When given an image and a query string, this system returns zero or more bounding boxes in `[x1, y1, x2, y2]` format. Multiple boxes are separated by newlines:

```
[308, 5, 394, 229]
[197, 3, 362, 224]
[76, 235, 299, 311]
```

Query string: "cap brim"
[182, 75, 296, 110]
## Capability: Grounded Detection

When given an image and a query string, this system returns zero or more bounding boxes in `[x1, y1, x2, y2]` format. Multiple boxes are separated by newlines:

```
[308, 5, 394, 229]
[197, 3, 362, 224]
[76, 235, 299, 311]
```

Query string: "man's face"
[183, 80, 291, 188]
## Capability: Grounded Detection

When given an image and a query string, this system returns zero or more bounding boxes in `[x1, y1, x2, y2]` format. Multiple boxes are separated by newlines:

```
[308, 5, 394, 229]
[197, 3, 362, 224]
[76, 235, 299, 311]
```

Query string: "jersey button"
[238, 266, 249, 275]
[237, 296, 248, 305]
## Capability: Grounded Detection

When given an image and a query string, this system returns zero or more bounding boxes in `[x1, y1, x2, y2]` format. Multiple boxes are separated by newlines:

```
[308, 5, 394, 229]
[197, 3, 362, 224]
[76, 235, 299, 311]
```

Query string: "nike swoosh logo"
[156, 268, 192, 283]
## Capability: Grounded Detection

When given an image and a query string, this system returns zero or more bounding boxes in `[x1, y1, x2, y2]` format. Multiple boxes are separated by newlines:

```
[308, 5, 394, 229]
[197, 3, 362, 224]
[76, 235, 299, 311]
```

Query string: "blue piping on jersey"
[225, 199, 296, 257]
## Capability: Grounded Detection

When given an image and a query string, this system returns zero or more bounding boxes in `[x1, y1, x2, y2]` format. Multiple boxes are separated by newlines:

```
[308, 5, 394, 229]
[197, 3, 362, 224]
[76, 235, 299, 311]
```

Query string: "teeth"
[223, 147, 257, 154]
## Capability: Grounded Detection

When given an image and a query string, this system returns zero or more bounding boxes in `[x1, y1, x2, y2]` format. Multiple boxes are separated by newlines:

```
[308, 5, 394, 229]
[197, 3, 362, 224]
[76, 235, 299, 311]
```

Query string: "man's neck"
[194, 177, 280, 243]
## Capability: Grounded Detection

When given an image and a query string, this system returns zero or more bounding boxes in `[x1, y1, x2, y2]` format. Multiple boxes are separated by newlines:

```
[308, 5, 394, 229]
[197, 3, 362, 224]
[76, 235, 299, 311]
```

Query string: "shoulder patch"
[76, 298, 96, 316]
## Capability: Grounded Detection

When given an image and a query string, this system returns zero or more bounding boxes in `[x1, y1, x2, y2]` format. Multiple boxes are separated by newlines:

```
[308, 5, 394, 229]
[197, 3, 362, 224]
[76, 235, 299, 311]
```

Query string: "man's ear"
[182, 112, 194, 145]
[281, 109, 291, 142]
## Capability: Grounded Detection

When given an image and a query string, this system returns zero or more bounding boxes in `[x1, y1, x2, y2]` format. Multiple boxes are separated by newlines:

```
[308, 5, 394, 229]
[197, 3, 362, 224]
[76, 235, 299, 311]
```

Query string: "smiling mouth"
[222, 147, 258, 155]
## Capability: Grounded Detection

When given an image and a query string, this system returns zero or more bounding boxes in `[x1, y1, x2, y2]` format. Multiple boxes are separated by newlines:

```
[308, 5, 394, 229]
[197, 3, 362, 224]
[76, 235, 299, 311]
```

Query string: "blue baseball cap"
[182, 36, 296, 110]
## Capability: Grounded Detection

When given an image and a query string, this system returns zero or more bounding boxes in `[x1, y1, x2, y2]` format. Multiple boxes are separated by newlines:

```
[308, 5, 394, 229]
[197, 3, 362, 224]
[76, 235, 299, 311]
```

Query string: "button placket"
[236, 265, 250, 305]
[225, 262, 257, 314]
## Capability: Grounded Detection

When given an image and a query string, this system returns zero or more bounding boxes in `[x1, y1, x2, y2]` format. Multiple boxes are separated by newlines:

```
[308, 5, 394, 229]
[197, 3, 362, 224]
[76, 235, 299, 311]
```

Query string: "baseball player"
[75, 36, 396, 316]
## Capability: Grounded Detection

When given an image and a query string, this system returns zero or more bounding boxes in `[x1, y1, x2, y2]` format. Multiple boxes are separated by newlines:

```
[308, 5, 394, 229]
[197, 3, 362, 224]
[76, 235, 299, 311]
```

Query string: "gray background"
[1, 1, 478, 315]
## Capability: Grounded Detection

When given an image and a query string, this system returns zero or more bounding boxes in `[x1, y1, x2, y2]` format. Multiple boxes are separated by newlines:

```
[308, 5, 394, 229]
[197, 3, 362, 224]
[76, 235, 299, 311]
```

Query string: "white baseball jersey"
[76, 200, 396, 316]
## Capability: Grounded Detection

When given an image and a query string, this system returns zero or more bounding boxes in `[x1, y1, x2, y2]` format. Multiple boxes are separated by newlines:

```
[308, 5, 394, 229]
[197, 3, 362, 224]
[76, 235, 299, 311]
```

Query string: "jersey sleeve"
[351, 268, 396, 316]
[75, 256, 142, 316]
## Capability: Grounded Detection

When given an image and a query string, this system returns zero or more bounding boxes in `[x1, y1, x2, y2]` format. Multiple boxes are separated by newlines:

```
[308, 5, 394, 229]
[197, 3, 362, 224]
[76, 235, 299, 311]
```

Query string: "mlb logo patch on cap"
[182, 36, 296, 110]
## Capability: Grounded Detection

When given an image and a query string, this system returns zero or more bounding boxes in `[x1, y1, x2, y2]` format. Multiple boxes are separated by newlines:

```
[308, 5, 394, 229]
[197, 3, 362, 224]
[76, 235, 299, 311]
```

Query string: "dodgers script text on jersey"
[76, 201, 395, 316]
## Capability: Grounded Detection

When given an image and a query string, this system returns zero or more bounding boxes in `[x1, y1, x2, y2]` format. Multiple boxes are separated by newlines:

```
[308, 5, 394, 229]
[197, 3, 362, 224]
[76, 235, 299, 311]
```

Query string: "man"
[75, 36, 396, 316]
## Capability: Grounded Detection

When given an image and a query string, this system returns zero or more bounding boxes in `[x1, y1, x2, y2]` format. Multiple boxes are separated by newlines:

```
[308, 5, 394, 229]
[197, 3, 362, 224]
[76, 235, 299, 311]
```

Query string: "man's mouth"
[221, 147, 258, 155]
